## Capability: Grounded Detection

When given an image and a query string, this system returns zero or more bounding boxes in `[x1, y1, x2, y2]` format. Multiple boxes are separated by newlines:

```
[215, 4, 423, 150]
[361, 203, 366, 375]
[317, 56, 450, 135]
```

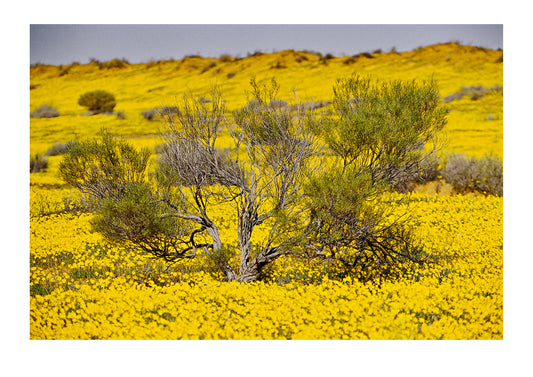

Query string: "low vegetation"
[30, 104, 59, 118]
[78, 90, 116, 114]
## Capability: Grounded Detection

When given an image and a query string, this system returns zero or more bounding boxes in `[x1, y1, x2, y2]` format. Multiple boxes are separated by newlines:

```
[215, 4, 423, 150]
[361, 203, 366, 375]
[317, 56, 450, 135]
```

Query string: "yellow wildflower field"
[30, 192, 502, 339]
[29, 43, 503, 340]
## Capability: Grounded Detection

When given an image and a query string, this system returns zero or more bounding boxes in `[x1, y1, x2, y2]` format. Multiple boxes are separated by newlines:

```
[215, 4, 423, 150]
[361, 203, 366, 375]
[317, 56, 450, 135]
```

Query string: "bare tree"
[153, 82, 319, 281]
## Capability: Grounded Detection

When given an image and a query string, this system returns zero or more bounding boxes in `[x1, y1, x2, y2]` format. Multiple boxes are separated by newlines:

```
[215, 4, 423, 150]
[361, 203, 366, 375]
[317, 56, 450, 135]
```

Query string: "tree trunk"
[237, 258, 261, 282]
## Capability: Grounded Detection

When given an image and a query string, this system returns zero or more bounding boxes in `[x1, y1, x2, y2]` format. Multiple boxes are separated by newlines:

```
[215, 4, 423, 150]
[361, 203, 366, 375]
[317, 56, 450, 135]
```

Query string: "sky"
[29, 24, 503, 66]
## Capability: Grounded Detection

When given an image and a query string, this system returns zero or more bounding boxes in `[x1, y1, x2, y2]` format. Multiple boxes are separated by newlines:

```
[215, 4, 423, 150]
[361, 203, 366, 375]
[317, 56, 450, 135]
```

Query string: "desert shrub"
[443, 85, 503, 103]
[78, 90, 116, 114]
[392, 153, 442, 193]
[142, 106, 179, 121]
[267, 99, 288, 110]
[30, 105, 59, 118]
[291, 100, 331, 112]
[141, 108, 158, 121]
[271, 61, 286, 69]
[100, 58, 129, 70]
[219, 54, 233, 62]
[58, 65, 70, 76]
[357, 52, 374, 59]
[227, 72, 236, 79]
[201, 61, 217, 73]
[471, 156, 503, 195]
[44, 142, 69, 157]
[442, 154, 503, 196]
[343, 56, 357, 65]
[30, 154, 48, 173]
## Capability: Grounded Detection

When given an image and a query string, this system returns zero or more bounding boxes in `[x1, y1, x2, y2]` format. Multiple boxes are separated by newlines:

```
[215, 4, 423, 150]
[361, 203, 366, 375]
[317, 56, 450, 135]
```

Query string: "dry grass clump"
[441, 153, 503, 196]
[31, 105, 60, 118]
[30, 154, 48, 173]
[443, 85, 502, 103]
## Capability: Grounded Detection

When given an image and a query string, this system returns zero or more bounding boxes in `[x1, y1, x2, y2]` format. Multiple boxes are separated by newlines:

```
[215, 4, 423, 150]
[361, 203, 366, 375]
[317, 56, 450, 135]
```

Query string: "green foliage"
[92, 182, 189, 247]
[233, 77, 293, 145]
[312, 75, 447, 186]
[59, 130, 150, 200]
[304, 75, 448, 280]
[78, 90, 117, 114]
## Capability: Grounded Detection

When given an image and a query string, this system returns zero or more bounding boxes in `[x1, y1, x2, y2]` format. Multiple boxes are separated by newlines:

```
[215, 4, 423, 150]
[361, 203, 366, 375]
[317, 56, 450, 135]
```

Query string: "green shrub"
[30, 105, 59, 118]
[78, 90, 116, 114]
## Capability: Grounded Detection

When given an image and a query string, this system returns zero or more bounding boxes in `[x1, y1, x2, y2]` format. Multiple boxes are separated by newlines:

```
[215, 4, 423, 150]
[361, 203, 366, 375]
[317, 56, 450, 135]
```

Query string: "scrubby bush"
[44, 142, 69, 157]
[442, 153, 503, 196]
[49, 141, 78, 156]
[99, 58, 129, 70]
[141, 109, 158, 121]
[443, 85, 503, 103]
[201, 61, 217, 73]
[30, 154, 48, 173]
[30, 105, 60, 118]
[392, 152, 442, 193]
[219, 54, 233, 62]
[78, 90, 116, 114]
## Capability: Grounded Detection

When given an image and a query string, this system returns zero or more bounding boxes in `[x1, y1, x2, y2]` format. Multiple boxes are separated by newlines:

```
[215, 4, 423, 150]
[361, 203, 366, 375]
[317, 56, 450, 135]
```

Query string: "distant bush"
[142, 106, 180, 121]
[443, 85, 503, 103]
[343, 56, 357, 65]
[227, 72, 236, 79]
[58, 65, 71, 76]
[100, 58, 129, 70]
[30, 154, 48, 173]
[78, 90, 116, 114]
[201, 61, 217, 73]
[141, 109, 158, 121]
[44, 142, 71, 157]
[219, 54, 233, 62]
[46, 141, 79, 157]
[30, 105, 60, 118]
[442, 153, 503, 196]
[271, 61, 286, 69]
